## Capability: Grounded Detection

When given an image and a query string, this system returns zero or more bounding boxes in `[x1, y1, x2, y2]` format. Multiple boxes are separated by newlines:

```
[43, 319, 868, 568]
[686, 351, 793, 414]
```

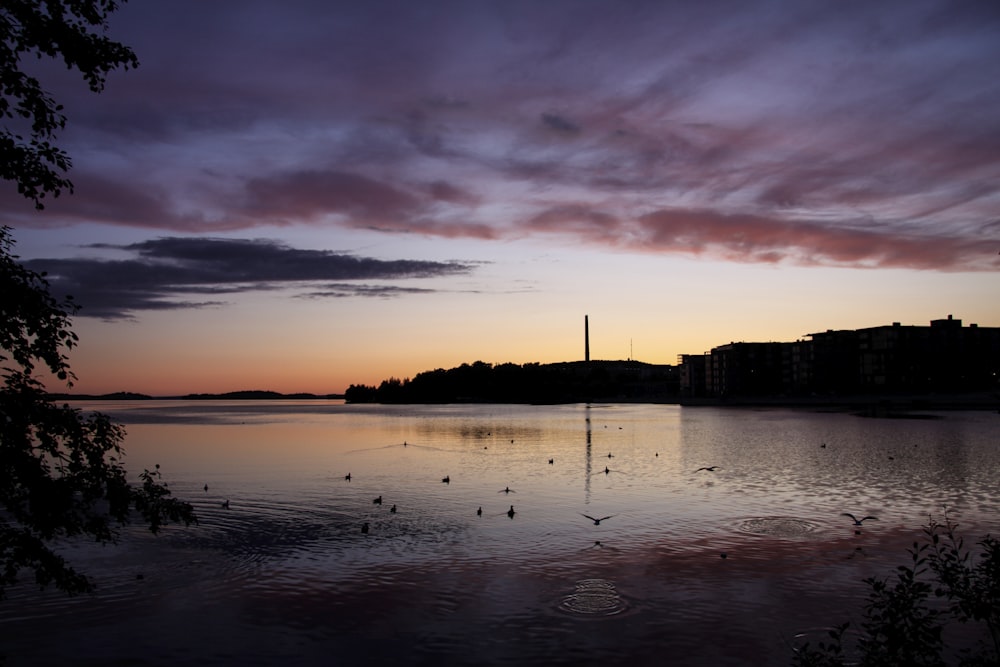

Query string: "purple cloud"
[3, 0, 997, 272]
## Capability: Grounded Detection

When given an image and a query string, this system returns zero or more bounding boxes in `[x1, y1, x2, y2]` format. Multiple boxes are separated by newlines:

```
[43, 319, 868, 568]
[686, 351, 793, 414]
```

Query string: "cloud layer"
[3, 0, 999, 273]
[25, 238, 473, 319]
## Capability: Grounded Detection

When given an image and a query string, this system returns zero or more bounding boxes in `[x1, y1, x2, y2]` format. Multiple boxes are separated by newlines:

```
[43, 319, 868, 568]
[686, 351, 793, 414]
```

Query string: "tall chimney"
[585, 315, 590, 362]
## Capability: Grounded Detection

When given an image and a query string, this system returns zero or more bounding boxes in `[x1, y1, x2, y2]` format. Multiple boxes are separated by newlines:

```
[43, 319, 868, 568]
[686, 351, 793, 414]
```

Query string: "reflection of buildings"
[679, 315, 1000, 400]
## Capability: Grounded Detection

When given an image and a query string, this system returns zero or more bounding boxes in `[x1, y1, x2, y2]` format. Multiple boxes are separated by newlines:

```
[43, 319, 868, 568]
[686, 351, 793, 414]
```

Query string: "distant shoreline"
[50, 390, 345, 401]
[678, 392, 1000, 414]
[49, 390, 999, 413]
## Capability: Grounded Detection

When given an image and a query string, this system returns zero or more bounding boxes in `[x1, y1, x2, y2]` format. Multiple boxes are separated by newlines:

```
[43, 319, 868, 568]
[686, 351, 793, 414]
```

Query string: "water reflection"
[2, 402, 997, 666]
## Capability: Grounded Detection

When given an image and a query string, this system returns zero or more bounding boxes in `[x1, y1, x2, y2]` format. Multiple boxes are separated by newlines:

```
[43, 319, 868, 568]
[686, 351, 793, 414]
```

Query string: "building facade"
[679, 316, 1000, 399]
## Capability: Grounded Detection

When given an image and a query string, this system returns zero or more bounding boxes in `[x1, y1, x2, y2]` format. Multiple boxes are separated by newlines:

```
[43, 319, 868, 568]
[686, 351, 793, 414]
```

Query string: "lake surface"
[2, 401, 998, 666]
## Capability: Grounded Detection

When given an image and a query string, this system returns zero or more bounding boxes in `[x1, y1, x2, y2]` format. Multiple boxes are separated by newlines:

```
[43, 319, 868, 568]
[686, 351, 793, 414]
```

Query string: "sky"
[4, 0, 999, 396]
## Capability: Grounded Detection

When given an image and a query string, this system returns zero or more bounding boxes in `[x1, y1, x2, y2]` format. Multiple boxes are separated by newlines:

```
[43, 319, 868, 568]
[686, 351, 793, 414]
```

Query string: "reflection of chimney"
[585, 315, 590, 362]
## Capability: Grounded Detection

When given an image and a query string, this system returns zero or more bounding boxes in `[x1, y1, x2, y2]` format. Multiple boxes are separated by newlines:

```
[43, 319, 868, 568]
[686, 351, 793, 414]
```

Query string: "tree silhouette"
[2, 2, 195, 599]
[1, 226, 196, 598]
[2, 0, 138, 208]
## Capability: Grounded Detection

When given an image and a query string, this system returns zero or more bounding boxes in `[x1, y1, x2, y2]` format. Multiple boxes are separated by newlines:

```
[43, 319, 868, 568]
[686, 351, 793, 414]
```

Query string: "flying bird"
[500, 486, 514, 494]
[842, 513, 878, 526]
[581, 513, 615, 525]
[695, 466, 720, 472]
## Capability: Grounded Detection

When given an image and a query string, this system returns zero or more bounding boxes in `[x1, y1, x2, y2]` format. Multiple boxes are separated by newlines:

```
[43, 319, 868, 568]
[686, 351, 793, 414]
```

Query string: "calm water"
[2, 401, 998, 666]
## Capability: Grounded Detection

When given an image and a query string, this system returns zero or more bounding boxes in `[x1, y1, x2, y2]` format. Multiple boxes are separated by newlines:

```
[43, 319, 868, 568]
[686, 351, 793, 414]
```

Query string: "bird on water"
[345, 473, 351, 481]
[581, 513, 615, 525]
[507, 505, 516, 518]
[442, 475, 450, 484]
[477, 506, 483, 516]
[361, 522, 369, 534]
[842, 513, 878, 526]
[390, 504, 397, 513]
[373, 495, 382, 505]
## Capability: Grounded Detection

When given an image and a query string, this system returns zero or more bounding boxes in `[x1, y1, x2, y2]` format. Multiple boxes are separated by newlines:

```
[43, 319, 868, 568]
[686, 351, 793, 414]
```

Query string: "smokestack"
[585, 315, 590, 362]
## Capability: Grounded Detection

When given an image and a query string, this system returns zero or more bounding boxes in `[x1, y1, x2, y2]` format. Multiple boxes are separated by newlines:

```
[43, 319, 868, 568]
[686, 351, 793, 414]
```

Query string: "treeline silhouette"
[345, 360, 678, 404]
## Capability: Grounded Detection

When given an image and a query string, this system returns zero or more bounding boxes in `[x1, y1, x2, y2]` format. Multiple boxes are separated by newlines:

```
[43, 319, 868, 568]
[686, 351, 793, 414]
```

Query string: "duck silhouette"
[373, 495, 382, 505]
[477, 506, 483, 516]
[390, 504, 397, 513]
[442, 475, 450, 484]
[507, 505, 516, 519]
[361, 522, 369, 534]
[344, 473, 352, 481]
[221, 499, 230, 509]
[582, 513, 615, 525]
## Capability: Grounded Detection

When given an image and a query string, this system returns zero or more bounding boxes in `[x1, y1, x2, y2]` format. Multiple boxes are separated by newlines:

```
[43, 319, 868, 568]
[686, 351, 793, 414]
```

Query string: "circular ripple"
[558, 578, 629, 617]
[736, 516, 823, 539]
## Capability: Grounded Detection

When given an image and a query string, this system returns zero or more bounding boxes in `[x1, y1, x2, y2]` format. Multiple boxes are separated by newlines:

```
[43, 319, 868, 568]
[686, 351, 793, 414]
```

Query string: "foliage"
[345, 360, 678, 404]
[791, 516, 999, 667]
[1, 226, 195, 598]
[1, 0, 138, 208]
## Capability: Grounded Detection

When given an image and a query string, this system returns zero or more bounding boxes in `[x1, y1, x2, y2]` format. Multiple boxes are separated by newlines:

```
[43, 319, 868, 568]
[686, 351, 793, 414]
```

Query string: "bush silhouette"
[792, 515, 999, 667]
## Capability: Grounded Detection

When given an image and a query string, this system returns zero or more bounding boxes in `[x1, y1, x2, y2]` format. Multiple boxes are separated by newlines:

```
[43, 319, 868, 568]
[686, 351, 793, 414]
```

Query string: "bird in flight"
[842, 513, 878, 526]
[500, 486, 514, 494]
[581, 513, 616, 525]
[695, 466, 720, 472]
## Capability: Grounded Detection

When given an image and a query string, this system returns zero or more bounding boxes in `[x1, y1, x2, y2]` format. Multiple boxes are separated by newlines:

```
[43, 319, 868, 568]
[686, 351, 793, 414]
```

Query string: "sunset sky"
[4, 0, 999, 396]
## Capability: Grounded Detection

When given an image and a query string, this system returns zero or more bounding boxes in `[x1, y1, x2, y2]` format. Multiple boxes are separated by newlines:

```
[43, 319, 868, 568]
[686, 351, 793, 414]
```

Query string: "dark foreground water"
[2, 401, 998, 666]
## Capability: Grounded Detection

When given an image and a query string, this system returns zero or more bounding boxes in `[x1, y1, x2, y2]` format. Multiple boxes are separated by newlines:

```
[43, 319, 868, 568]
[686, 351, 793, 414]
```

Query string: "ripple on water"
[557, 578, 630, 618]
[735, 516, 824, 539]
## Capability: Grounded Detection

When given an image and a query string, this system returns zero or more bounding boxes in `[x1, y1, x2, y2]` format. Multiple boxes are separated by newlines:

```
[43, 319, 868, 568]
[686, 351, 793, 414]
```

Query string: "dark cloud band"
[25, 237, 474, 320]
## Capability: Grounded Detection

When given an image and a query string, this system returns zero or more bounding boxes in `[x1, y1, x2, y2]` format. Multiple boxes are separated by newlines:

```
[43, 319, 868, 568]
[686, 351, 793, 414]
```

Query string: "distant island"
[345, 360, 679, 404]
[50, 390, 345, 401]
